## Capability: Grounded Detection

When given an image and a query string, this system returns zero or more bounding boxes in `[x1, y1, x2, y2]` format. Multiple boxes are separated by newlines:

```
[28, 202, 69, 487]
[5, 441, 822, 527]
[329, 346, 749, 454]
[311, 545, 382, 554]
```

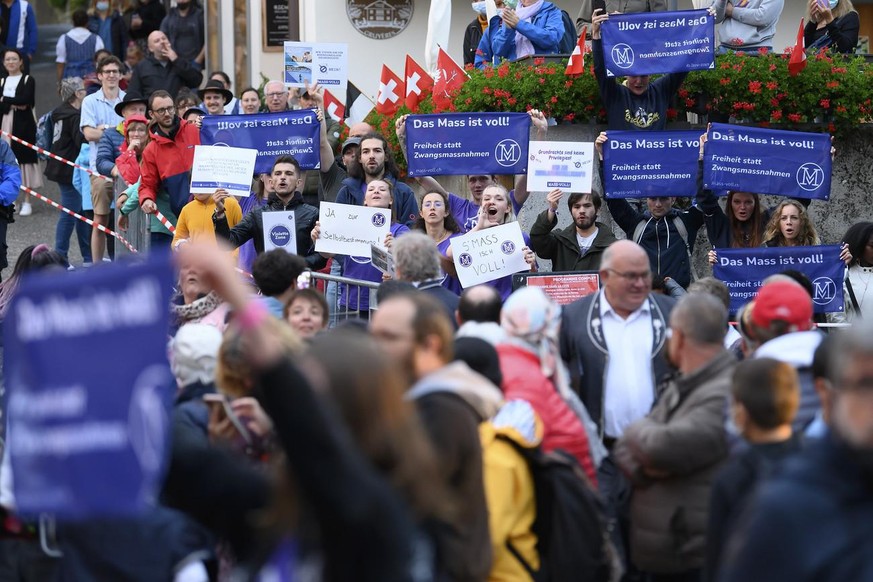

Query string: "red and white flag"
[433, 47, 467, 108]
[788, 18, 807, 77]
[565, 26, 588, 75]
[376, 64, 405, 115]
[323, 89, 345, 122]
[405, 55, 433, 111]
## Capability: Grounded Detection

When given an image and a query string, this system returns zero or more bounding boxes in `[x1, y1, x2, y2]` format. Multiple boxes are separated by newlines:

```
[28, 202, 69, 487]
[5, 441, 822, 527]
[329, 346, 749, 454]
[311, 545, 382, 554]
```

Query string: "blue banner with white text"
[712, 245, 845, 314]
[405, 113, 530, 177]
[603, 130, 701, 198]
[703, 123, 832, 200]
[201, 111, 321, 175]
[4, 256, 175, 520]
[601, 9, 715, 76]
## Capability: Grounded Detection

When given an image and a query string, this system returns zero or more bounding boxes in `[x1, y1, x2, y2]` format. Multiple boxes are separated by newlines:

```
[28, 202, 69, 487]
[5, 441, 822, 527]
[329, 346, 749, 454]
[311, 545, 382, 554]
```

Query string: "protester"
[575, 0, 666, 28]
[250, 250, 306, 318]
[464, 0, 504, 66]
[213, 155, 322, 268]
[139, 89, 200, 217]
[0, 0, 36, 73]
[413, 190, 462, 295]
[173, 87, 198, 118]
[706, 357, 801, 579]
[171, 249, 231, 333]
[56, 9, 103, 82]
[172, 186, 242, 249]
[370, 292, 502, 581]
[0, 49, 38, 217]
[392, 231, 460, 319]
[261, 80, 289, 113]
[88, 0, 127, 61]
[0, 244, 66, 339]
[82, 47, 111, 94]
[530, 190, 616, 272]
[614, 293, 735, 580]
[474, 0, 564, 68]
[688, 276, 742, 351]
[239, 86, 260, 114]
[712, 0, 785, 53]
[719, 317, 873, 582]
[234, 174, 269, 274]
[159, 0, 205, 72]
[45, 78, 92, 264]
[805, 0, 859, 53]
[560, 239, 674, 568]
[208, 71, 239, 114]
[445, 184, 538, 301]
[313, 179, 408, 317]
[591, 10, 689, 130]
[284, 288, 329, 340]
[498, 286, 598, 483]
[843, 221, 873, 320]
[127, 30, 203, 98]
[762, 199, 819, 247]
[198, 78, 231, 116]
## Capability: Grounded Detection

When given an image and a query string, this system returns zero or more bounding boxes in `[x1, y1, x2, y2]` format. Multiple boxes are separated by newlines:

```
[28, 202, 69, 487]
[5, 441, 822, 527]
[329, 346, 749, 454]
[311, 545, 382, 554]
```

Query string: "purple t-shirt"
[479, 230, 531, 302]
[448, 190, 523, 233]
[437, 234, 463, 295]
[341, 223, 409, 312]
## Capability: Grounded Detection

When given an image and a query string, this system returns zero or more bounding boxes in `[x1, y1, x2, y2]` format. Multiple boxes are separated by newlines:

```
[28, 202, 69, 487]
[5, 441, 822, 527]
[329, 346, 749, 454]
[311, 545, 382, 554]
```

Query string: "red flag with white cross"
[404, 55, 433, 112]
[323, 89, 345, 122]
[376, 64, 405, 115]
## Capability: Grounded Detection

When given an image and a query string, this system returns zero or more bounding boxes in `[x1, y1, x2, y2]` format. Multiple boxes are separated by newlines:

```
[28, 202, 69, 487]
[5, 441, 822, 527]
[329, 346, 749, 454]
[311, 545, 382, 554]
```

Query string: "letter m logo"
[611, 44, 634, 69]
[796, 162, 824, 192]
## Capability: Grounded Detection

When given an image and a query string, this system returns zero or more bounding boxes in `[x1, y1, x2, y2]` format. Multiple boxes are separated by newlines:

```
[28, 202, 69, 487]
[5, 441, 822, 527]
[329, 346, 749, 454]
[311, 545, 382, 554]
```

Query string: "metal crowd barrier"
[310, 271, 381, 325]
[113, 177, 149, 256]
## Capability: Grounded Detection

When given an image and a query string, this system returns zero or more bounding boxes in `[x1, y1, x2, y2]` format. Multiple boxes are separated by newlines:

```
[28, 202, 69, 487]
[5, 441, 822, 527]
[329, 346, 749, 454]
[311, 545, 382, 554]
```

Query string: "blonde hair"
[807, 0, 856, 23]
[763, 200, 820, 247]
[481, 184, 517, 225]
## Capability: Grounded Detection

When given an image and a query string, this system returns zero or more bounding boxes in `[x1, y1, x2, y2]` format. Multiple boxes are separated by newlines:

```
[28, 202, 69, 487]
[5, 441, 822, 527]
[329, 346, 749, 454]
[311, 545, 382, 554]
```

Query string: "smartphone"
[203, 394, 253, 445]
[504, 0, 518, 9]
[593, 0, 606, 14]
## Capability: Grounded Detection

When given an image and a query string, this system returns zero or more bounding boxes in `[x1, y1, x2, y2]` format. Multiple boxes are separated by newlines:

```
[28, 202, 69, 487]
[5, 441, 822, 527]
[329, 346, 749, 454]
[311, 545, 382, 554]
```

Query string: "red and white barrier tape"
[2, 131, 112, 182]
[23, 186, 139, 254]
[154, 210, 176, 233]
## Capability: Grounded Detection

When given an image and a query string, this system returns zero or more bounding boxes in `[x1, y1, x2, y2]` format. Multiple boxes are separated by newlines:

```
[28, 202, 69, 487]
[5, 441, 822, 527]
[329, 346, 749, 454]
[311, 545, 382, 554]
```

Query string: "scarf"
[514, 0, 544, 59]
[172, 290, 223, 324]
[478, 13, 489, 33]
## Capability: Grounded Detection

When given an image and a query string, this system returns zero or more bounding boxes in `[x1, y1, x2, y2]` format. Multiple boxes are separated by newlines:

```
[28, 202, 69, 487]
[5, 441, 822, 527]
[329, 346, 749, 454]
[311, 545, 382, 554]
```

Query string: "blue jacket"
[474, 2, 563, 68]
[96, 126, 124, 177]
[335, 174, 419, 228]
[2, 0, 37, 57]
[0, 140, 21, 206]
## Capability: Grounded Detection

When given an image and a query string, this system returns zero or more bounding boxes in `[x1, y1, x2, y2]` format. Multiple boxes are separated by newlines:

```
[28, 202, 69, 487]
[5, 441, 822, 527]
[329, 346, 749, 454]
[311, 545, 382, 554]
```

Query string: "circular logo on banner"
[459, 253, 473, 268]
[611, 43, 635, 69]
[812, 277, 837, 306]
[347, 0, 414, 40]
[796, 162, 825, 192]
[270, 225, 292, 247]
[372, 212, 387, 227]
[501, 240, 516, 255]
[495, 139, 521, 167]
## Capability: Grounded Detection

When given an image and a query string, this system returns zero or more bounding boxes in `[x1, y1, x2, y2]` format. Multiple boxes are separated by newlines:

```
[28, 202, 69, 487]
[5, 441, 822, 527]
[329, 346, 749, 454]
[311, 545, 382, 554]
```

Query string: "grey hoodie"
[407, 361, 503, 419]
[713, 0, 784, 50]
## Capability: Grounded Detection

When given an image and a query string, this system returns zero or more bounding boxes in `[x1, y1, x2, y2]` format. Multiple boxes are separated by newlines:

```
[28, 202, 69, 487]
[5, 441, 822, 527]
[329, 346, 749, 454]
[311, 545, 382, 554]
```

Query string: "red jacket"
[497, 343, 597, 484]
[139, 118, 200, 216]
[115, 142, 142, 186]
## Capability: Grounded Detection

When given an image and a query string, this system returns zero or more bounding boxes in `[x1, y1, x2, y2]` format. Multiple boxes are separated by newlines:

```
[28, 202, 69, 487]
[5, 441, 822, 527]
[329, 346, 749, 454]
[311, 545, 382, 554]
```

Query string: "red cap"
[123, 114, 149, 133]
[751, 281, 813, 331]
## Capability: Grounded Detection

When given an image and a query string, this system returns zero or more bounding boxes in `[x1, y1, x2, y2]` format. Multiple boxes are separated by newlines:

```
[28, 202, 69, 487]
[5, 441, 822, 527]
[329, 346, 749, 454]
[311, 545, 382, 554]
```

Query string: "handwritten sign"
[315, 202, 391, 256]
[262, 210, 297, 254]
[190, 145, 258, 198]
[451, 222, 528, 288]
[527, 141, 594, 193]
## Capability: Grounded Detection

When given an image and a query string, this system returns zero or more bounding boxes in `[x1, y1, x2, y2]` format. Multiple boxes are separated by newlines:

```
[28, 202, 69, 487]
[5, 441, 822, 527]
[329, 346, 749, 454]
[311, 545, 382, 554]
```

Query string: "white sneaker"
[18, 202, 32, 216]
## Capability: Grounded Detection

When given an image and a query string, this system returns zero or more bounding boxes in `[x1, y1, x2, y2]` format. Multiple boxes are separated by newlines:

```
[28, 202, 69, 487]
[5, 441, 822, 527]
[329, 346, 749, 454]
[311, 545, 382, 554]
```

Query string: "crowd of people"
[0, 1, 868, 581]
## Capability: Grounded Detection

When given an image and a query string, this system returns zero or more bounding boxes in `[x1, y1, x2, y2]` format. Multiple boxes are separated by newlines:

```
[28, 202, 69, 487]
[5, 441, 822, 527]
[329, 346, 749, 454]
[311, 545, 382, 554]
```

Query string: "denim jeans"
[54, 182, 92, 263]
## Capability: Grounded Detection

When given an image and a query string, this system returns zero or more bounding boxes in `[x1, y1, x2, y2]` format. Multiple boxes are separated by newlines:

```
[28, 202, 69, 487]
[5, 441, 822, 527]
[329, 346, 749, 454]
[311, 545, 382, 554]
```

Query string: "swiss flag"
[405, 55, 433, 111]
[323, 89, 345, 122]
[788, 18, 807, 77]
[565, 26, 588, 75]
[433, 48, 467, 108]
[376, 64, 405, 115]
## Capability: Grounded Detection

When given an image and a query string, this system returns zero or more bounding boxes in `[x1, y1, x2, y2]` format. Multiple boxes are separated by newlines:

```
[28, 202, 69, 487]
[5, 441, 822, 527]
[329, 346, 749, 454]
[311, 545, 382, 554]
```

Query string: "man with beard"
[720, 317, 873, 582]
[212, 155, 324, 269]
[370, 292, 501, 582]
[613, 293, 735, 580]
[530, 189, 616, 272]
[334, 133, 419, 227]
[139, 90, 200, 218]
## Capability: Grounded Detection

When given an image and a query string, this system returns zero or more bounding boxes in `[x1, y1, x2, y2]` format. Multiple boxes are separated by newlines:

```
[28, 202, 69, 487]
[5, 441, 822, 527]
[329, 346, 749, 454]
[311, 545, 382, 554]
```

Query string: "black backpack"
[498, 437, 620, 582]
[557, 9, 578, 55]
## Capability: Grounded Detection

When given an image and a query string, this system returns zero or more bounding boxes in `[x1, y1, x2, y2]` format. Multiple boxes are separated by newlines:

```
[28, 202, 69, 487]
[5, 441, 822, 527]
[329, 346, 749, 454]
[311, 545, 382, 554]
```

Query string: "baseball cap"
[341, 137, 361, 152]
[751, 281, 814, 331]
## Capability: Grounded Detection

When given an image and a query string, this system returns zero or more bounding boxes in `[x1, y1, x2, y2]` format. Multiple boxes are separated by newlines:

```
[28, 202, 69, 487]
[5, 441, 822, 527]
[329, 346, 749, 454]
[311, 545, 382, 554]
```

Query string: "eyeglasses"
[606, 268, 652, 283]
[101, 69, 121, 75]
[422, 201, 444, 208]
[152, 105, 176, 116]
[265, 92, 286, 99]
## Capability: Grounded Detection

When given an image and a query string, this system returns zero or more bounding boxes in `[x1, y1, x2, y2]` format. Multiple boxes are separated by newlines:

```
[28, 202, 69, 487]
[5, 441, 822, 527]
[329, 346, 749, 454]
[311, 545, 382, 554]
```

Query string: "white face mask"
[96, 1, 109, 10]
[829, 0, 839, 9]
[471, 1, 487, 15]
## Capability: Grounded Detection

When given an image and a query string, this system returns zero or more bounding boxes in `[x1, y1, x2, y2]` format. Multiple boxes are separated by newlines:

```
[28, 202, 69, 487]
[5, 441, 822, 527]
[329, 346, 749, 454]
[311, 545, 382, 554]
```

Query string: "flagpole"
[425, 0, 452, 72]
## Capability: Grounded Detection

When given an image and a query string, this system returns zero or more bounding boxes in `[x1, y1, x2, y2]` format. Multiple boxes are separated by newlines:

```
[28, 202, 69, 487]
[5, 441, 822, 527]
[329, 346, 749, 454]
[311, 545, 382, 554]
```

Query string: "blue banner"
[4, 256, 175, 520]
[703, 123, 832, 200]
[405, 113, 530, 177]
[603, 130, 700, 198]
[712, 245, 845, 314]
[201, 111, 321, 175]
[601, 10, 715, 76]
